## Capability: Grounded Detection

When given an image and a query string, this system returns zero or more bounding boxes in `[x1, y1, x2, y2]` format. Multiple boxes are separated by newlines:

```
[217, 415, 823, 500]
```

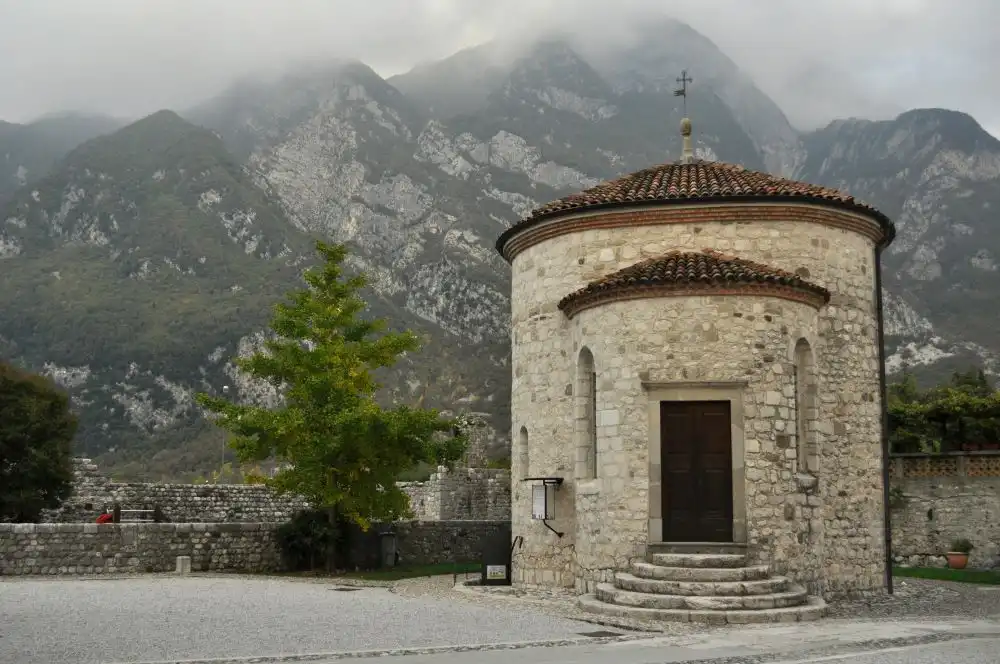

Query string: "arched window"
[518, 426, 529, 480]
[576, 347, 597, 479]
[794, 339, 819, 475]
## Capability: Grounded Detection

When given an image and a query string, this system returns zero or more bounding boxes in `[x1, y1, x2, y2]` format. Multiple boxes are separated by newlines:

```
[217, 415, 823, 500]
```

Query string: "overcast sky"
[1, 0, 997, 136]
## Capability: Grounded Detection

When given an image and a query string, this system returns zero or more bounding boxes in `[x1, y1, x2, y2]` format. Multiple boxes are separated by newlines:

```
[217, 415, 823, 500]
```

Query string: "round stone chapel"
[495, 119, 896, 623]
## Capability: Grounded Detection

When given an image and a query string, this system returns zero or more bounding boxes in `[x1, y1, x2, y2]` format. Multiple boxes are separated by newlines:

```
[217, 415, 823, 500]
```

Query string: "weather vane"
[674, 70, 693, 115]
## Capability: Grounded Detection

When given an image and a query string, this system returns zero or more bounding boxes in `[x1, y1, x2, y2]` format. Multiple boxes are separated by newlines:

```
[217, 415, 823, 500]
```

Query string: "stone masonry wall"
[47, 413, 503, 524]
[508, 202, 887, 597]
[399, 467, 511, 521]
[571, 295, 824, 593]
[42, 459, 309, 523]
[0, 520, 508, 576]
[890, 454, 1000, 569]
[344, 520, 510, 569]
[0, 523, 280, 575]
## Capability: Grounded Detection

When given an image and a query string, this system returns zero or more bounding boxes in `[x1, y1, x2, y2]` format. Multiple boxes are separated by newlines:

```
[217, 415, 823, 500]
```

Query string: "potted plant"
[946, 538, 974, 569]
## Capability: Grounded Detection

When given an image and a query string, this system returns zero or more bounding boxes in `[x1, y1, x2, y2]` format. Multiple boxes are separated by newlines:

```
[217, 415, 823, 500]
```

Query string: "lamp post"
[219, 385, 230, 483]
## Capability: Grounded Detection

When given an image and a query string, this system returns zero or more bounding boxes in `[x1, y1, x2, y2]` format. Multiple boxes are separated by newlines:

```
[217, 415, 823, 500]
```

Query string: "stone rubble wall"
[399, 467, 511, 521]
[890, 454, 1000, 569]
[41, 459, 309, 523]
[0, 523, 279, 575]
[0, 520, 509, 576]
[44, 455, 512, 524]
[45, 413, 506, 524]
[345, 520, 510, 568]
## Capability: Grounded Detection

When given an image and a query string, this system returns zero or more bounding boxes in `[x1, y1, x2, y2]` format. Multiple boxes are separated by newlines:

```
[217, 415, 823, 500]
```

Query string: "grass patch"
[340, 562, 482, 581]
[893, 566, 1000, 585]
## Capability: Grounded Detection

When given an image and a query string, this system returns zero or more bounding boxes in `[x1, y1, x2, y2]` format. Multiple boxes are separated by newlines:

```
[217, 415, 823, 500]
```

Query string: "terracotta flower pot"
[946, 552, 969, 569]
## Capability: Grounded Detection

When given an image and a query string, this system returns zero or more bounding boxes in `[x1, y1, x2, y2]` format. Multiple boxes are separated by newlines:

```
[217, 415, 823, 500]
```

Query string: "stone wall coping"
[0, 519, 509, 534]
[891, 451, 1000, 458]
[0, 522, 274, 534]
[390, 519, 509, 526]
[104, 481, 286, 491]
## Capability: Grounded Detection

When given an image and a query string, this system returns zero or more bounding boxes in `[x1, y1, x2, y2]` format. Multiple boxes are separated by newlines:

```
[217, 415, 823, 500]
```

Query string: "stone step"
[595, 583, 808, 611]
[614, 572, 790, 596]
[631, 561, 771, 582]
[647, 542, 748, 556]
[647, 553, 747, 568]
[577, 594, 827, 625]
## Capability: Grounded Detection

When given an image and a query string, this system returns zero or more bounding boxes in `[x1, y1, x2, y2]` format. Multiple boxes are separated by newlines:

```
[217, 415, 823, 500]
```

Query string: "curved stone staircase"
[578, 545, 826, 625]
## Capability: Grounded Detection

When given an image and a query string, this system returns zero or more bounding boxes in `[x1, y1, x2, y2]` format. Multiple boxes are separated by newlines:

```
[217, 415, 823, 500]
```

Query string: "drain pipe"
[874, 242, 893, 595]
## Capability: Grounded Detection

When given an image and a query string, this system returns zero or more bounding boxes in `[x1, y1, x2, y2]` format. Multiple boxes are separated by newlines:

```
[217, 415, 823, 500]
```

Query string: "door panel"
[660, 401, 733, 542]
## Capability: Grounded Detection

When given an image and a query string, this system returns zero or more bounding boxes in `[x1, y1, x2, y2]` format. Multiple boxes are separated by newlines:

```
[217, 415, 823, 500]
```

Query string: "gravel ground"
[826, 578, 1000, 621]
[3, 573, 997, 664]
[397, 574, 1000, 628]
[0, 575, 606, 664]
[393, 574, 710, 635]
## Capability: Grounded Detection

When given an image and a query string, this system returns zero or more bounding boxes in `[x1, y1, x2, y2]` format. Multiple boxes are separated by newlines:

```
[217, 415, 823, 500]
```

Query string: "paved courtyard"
[3, 574, 1000, 664]
[0, 575, 605, 664]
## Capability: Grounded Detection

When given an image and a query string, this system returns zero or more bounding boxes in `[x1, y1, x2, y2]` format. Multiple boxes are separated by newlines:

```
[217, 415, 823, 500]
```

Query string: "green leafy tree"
[888, 365, 1000, 453]
[948, 368, 994, 397]
[195, 241, 466, 529]
[0, 361, 77, 522]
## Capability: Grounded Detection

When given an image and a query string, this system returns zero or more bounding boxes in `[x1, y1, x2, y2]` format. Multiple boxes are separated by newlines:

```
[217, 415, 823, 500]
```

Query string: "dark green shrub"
[950, 538, 974, 554]
[276, 509, 349, 572]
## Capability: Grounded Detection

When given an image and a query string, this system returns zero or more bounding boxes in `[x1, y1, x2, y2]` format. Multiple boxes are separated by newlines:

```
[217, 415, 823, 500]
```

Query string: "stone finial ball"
[680, 117, 692, 136]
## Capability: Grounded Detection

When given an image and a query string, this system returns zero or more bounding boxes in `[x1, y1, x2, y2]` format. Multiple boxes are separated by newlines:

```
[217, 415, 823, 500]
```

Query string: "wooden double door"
[660, 401, 734, 542]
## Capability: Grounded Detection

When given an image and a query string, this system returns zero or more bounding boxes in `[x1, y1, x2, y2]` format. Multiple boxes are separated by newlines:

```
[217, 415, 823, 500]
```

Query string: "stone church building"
[496, 117, 895, 622]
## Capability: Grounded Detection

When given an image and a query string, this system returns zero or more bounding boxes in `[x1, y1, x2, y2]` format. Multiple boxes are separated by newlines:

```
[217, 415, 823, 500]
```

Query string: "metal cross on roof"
[674, 70, 693, 115]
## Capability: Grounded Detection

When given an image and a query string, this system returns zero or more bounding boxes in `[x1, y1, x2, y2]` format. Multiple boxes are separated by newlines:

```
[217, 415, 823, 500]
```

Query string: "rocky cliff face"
[797, 109, 1000, 379]
[0, 111, 318, 477]
[2, 22, 997, 478]
[0, 113, 121, 204]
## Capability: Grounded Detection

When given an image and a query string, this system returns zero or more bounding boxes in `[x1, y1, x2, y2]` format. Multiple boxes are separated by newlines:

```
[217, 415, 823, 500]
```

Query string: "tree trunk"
[326, 506, 338, 573]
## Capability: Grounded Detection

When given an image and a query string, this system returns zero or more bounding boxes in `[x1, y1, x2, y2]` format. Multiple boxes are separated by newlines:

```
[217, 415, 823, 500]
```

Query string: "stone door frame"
[644, 381, 748, 545]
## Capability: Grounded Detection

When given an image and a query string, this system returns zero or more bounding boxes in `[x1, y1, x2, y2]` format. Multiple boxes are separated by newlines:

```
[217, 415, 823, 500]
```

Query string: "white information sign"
[486, 564, 507, 580]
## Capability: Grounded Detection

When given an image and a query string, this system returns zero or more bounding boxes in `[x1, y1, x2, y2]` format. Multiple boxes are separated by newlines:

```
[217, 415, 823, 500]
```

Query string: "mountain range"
[2, 17, 998, 480]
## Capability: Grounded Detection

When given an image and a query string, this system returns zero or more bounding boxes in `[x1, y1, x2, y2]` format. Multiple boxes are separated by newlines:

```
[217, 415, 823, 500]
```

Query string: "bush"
[950, 538, 974, 554]
[276, 509, 351, 572]
[0, 361, 77, 522]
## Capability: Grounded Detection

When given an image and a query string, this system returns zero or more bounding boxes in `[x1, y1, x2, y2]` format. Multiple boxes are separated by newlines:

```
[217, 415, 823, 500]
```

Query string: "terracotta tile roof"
[557, 249, 831, 315]
[497, 160, 894, 256]
[531, 160, 880, 219]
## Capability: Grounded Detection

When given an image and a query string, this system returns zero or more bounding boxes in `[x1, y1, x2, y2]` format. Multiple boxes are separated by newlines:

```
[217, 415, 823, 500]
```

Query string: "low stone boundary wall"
[0, 523, 280, 576]
[44, 457, 510, 524]
[0, 520, 512, 576]
[346, 520, 510, 568]
[41, 459, 308, 523]
[890, 453, 1000, 568]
